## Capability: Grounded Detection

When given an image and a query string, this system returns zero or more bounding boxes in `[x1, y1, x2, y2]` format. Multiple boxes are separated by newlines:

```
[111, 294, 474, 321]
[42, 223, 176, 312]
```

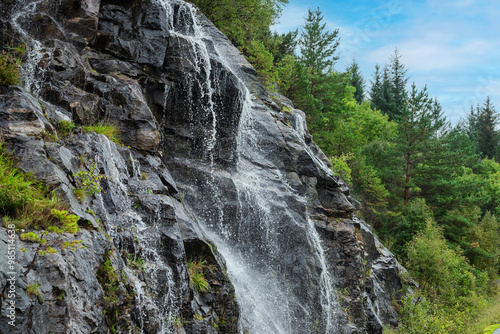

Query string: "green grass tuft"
[187, 259, 210, 293]
[83, 123, 121, 144]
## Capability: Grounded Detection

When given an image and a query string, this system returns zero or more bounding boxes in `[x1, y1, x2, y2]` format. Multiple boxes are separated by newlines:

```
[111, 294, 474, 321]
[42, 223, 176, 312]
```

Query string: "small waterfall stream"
[9, 0, 51, 95]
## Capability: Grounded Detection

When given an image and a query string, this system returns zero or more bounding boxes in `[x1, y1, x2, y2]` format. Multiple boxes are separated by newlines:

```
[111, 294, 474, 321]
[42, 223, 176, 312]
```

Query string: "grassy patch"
[0, 51, 21, 86]
[484, 324, 500, 334]
[187, 259, 210, 293]
[0, 144, 64, 229]
[26, 283, 43, 302]
[57, 120, 76, 137]
[83, 123, 121, 144]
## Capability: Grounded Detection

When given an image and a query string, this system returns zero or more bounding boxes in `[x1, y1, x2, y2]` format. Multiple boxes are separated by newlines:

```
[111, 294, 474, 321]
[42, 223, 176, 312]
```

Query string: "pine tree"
[374, 84, 449, 205]
[463, 105, 479, 144]
[370, 64, 395, 115]
[346, 59, 365, 104]
[369, 50, 409, 120]
[300, 7, 340, 96]
[389, 48, 408, 120]
[370, 64, 382, 109]
[476, 97, 499, 159]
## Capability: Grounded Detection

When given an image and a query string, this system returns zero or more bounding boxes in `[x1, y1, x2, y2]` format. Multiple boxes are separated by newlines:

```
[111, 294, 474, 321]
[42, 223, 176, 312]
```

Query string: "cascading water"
[8, 0, 52, 96]
[157, 1, 344, 333]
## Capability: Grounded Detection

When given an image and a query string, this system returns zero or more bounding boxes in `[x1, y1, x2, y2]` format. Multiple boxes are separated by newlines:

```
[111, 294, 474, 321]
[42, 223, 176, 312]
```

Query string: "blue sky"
[272, 0, 500, 123]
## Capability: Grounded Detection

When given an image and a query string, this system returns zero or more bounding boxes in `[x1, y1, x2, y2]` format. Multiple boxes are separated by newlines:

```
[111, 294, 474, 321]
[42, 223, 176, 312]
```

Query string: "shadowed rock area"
[0, 0, 412, 333]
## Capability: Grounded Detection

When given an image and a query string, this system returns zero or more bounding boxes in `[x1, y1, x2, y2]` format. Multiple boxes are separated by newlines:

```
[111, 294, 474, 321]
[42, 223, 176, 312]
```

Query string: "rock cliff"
[0, 0, 410, 333]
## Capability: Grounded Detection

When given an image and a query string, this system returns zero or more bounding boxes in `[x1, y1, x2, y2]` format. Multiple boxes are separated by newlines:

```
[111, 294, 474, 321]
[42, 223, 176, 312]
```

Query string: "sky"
[272, 0, 500, 123]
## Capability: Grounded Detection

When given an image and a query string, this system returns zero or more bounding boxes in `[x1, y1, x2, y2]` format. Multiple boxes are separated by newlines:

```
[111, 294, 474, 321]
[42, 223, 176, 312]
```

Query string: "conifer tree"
[389, 48, 408, 120]
[369, 50, 409, 120]
[370, 64, 383, 110]
[370, 64, 395, 115]
[347, 59, 365, 104]
[476, 97, 499, 160]
[300, 7, 340, 96]
[373, 84, 450, 205]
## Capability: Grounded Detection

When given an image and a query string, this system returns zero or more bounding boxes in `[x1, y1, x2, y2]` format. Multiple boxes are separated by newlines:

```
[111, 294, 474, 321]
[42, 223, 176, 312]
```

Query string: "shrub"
[398, 220, 489, 333]
[73, 161, 106, 198]
[330, 153, 353, 184]
[0, 51, 21, 86]
[50, 209, 80, 234]
[20, 232, 42, 243]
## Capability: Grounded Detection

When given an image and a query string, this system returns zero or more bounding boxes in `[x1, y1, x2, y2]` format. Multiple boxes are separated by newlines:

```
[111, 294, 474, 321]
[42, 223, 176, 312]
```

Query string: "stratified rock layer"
[0, 0, 410, 333]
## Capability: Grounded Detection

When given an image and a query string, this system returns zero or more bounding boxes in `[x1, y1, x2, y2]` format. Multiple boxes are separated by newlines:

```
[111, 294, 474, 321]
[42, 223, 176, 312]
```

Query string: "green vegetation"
[26, 283, 43, 302]
[49, 209, 80, 234]
[0, 142, 87, 267]
[127, 254, 146, 272]
[398, 221, 487, 333]
[73, 161, 107, 200]
[20, 232, 45, 244]
[83, 123, 121, 144]
[96, 250, 134, 333]
[187, 259, 210, 293]
[0, 144, 65, 229]
[57, 120, 76, 137]
[461, 292, 500, 333]
[0, 52, 21, 86]
[62, 240, 85, 251]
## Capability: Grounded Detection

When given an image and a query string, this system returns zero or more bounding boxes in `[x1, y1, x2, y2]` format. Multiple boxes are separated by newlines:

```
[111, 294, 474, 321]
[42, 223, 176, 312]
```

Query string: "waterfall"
[9, 0, 51, 95]
[157, 1, 344, 333]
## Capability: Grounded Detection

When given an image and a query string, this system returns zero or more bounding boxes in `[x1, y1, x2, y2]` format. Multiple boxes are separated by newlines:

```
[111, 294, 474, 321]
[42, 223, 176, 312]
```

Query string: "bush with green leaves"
[398, 220, 489, 333]
[246, 39, 276, 88]
[73, 161, 107, 200]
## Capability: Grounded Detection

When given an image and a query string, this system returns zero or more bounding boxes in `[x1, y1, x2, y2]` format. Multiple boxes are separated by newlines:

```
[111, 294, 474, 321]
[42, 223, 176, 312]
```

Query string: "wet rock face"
[0, 0, 409, 333]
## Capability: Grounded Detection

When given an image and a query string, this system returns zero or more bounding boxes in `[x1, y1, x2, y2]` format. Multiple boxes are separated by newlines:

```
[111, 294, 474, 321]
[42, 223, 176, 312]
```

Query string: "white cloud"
[272, 5, 309, 34]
